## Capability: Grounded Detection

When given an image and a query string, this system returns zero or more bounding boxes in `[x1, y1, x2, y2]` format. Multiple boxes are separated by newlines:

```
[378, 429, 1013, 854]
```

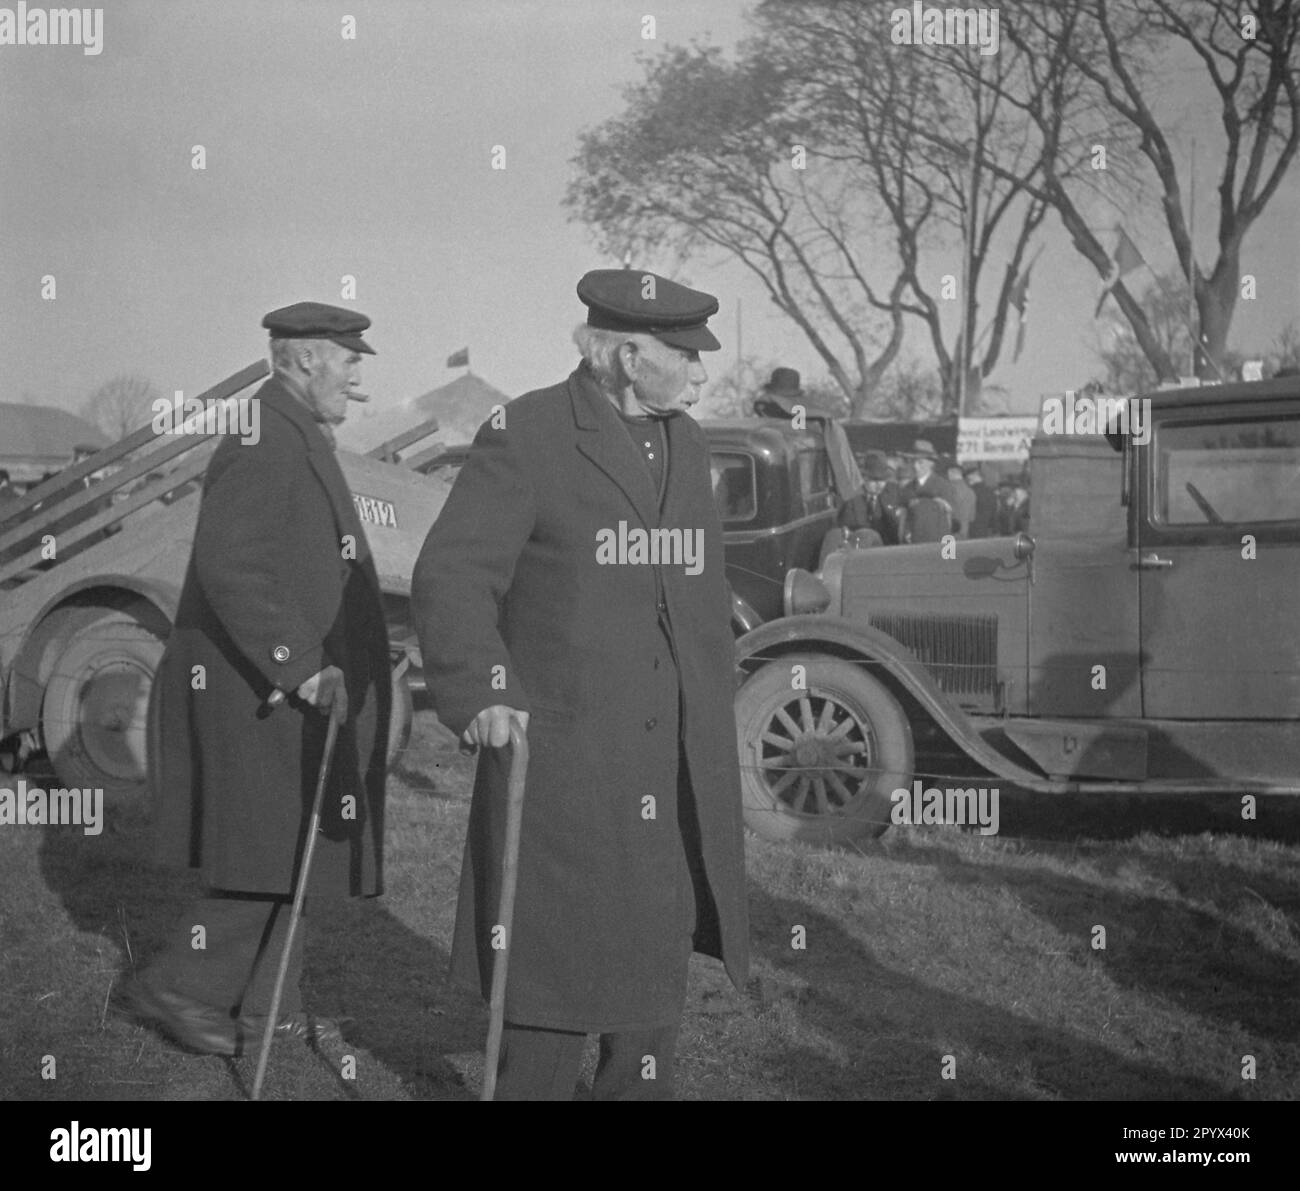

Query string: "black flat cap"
[577, 269, 720, 351]
[262, 301, 376, 355]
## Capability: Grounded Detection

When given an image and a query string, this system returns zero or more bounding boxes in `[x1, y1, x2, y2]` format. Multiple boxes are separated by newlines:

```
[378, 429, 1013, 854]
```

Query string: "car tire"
[42, 612, 166, 800]
[735, 652, 913, 845]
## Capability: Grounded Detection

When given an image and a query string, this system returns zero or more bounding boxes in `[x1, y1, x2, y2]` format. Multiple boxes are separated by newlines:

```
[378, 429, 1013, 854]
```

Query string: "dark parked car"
[702, 420, 844, 629]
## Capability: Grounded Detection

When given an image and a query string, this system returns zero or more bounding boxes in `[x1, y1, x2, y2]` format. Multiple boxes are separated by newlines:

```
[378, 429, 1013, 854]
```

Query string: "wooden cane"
[481, 718, 529, 1102]
[251, 711, 340, 1101]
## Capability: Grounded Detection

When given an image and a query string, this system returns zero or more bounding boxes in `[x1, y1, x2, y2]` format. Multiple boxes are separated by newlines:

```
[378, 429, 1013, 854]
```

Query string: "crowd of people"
[746, 367, 1032, 549]
[839, 442, 1030, 544]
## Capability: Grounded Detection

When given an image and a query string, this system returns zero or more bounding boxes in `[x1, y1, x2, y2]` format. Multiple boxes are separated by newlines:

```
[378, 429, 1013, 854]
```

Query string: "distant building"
[0, 403, 108, 486]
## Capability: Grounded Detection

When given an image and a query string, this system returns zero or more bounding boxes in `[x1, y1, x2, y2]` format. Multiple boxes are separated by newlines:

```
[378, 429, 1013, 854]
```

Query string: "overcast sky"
[2, 0, 1297, 437]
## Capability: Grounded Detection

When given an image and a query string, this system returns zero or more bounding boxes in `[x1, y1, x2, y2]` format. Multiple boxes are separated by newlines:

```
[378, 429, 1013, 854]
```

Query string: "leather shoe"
[237, 1010, 349, 1047]
[115, 978, 241, 1056]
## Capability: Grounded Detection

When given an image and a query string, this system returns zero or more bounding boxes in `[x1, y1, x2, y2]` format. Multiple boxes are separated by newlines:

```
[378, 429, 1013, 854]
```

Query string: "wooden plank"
[0, 420, 220, 557]
[401, 441, 465, 473]
[364, 414, 441, 462]
[0, 444, 215, 588]
[0, 360, 268, 528]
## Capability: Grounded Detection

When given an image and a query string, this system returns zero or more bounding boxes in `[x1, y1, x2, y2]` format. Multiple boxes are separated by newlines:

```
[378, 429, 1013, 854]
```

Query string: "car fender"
[734, 614, 1054, 789]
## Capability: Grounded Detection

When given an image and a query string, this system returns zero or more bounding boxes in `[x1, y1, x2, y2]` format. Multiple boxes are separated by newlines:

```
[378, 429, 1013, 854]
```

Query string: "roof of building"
[0, 403, 108, 475]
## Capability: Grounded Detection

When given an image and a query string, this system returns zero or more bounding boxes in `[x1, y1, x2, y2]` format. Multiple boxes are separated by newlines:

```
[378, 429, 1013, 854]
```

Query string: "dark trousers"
[492, 737, 702, 1101]
[495, 1022, 683, 1101]
[140, 890, 306, 1017]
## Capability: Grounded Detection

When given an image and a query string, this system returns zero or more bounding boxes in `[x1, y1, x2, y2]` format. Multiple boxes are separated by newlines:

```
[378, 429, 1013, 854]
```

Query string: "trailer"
[0, 361, 454, 798]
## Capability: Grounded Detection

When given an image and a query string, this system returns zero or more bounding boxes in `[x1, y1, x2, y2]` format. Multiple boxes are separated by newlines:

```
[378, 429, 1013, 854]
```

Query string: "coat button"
[656, 599, 667, 613]
[271, 645, 291, 663]
[645, 717, 657, 730]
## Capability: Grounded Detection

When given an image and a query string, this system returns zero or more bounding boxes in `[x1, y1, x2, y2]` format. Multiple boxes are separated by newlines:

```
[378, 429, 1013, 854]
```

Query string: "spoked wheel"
[735, 653, 913, 844]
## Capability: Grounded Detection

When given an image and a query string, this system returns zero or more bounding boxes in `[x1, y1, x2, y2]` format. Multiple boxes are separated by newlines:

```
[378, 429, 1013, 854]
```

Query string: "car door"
[1137, 400, 1300, 719]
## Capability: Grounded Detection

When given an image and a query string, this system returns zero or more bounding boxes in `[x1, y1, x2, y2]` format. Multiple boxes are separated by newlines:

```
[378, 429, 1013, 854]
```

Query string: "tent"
[337, 372, 511, 454]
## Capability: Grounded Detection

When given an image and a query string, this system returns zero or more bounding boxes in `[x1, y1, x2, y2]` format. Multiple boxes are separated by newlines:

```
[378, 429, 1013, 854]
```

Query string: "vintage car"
[702, 420, 845, 629]
[733, 377, 1300, 844]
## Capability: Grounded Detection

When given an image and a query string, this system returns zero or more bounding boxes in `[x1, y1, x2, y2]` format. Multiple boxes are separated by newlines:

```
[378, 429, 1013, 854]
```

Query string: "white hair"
[270, 337, 341, 375]
[573, 323, 641, 389]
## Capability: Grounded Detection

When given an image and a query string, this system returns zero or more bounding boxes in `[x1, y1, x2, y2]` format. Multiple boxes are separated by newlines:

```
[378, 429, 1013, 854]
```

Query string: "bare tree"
[755, 0, 1088, 410]
[698, 356, 769, 420]
[81, 374, 160, 440]
[869, 358, 947, 422]
[1001, 0, 1300, 382]
[1092, 271, 1196, 391]
[1267, 321, 1300, 375]
[566, 2, 1081, 416]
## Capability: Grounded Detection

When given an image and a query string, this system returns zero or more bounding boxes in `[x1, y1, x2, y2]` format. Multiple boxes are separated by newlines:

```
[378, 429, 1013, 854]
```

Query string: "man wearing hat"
[120, 302, 391, 1057]
[945, 459, 976, 539]
[754, 366, 867, 530]
[841, 452, 902, 544]
[997, 472, 1031, 535]
[412, 269, 749, 1100]
[899, 438, 955, 543]
[753, 366, 811, 418]
[962, 462, 998, 538]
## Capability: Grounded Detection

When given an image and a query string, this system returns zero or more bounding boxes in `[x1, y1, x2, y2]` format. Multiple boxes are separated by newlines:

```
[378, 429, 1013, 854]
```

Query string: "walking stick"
[481, 718, 528, 1102]
[251, 709, 340, 1101]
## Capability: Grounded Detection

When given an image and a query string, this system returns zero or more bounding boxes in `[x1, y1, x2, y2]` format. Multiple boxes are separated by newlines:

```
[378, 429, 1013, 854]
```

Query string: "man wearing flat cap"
[413, 269, 749, 1100]
[121, 301, 391, 1057]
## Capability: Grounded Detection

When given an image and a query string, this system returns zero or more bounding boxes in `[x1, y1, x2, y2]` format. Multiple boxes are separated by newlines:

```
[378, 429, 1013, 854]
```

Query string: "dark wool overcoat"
[411, 365, 750, 1032]
[151, 378, 390, 897]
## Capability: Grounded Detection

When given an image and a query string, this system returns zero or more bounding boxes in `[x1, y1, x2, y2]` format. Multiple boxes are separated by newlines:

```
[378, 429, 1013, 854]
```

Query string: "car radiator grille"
[868, 612, 999, 696]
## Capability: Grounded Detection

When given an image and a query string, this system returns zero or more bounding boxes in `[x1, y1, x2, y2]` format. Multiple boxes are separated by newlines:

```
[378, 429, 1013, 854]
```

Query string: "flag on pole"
[1094, 227, 1146, 317]
[1010, 262, 1032, 363]
[446, 347, 469, 368]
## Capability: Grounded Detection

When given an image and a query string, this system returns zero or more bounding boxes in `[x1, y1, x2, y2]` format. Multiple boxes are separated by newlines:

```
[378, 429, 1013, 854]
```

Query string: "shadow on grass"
[743, 883, 1237, 1100]
[35, 788, 483, 1101]
[869, 829, 1300, 1047]
[990, 788, 1300, 846]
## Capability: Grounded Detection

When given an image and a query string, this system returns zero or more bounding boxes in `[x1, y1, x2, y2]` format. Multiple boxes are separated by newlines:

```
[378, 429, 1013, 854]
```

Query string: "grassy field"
[2, 708, 1298, 1102]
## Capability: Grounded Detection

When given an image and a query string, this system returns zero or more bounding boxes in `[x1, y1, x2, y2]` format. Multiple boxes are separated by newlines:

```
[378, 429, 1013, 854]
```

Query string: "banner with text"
[957, 416, 1038, 462]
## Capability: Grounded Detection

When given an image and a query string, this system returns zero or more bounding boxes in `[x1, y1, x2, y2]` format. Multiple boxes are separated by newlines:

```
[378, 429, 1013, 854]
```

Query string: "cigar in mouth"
[348, 391, 371, 403]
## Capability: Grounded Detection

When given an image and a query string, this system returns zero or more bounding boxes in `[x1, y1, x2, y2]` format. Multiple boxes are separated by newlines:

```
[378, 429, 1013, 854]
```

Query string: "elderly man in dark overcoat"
[412, 269, 749, 1100]
[119, 302, 390, 1057]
